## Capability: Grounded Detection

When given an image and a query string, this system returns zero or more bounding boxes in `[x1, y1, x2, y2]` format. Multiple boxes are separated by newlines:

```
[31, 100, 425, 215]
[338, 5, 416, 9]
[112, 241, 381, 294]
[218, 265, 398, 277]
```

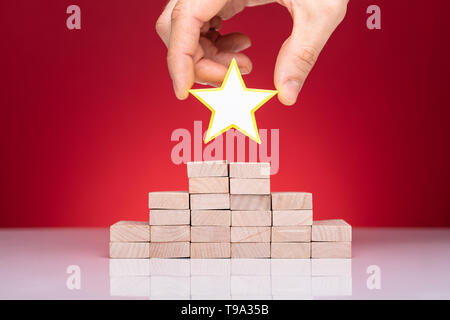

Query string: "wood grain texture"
[311, 242, 352, 258]
[149, 210, 190, 226]
[189, 177, 229, 194]
[231, 227, 271, 242]
[231, 211, 272, 226]
[231, 243, 271, 258]
[110, 221, 150, 242]
[312, 219, 352, 242]
[271, 192, 313, 210]
[110, 242, 150, 258]
[191, 243, 231, 258]
[191, 210, 231, 226]
[272, 210, 313, 226]
[148, 191, 189, 209]
[271, 226, 311, 242]
[271, 242, 311, 259]
[191, 226, 231, 242]
[149, 242, 190, 258]
[230, 195, 271, 210]
[187, 160, 228, 177]
[190, 194, 230, 210]
[150, 226, 190, 242]
[229, 162, 270, 179]
[230, 178, 270, 194]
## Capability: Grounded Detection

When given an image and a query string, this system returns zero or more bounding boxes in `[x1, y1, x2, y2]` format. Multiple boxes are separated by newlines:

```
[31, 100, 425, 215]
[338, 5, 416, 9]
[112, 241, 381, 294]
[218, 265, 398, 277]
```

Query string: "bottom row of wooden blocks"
[109, 242, 351, 259]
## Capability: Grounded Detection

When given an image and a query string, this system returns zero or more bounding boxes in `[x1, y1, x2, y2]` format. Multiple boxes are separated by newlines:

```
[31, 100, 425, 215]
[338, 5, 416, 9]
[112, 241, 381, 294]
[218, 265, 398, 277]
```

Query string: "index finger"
[168, 0, 227, 99]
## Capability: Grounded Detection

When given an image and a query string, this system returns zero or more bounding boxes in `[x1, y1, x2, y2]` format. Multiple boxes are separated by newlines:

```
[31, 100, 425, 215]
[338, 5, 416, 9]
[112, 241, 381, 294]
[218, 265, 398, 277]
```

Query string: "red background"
[1, 0, 449, 227]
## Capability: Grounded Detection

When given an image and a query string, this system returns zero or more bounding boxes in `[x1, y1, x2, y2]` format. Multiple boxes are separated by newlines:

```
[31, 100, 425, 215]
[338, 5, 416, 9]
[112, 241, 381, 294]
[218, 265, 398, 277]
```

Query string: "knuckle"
[289, 46, 319, 81]
[296, 46, 318, 69]
[171, 1, 187, 23]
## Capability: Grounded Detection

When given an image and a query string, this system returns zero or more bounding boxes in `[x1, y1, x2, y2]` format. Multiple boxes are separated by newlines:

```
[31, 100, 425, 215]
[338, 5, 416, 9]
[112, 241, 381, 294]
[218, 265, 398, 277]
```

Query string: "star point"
[189, 59, 277, 144]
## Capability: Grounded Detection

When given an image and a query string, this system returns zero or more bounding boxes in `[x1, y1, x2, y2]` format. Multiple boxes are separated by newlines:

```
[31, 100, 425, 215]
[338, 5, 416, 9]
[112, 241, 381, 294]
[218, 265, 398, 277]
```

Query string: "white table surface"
[0, 228, 449, 300]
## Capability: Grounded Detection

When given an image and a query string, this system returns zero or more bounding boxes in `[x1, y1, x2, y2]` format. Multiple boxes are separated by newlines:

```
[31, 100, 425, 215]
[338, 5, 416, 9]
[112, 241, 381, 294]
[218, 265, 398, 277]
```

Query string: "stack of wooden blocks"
[148, 192, 190, 258]
[229, 162, 271, 258]
[189, 160, 230, 258]
[109, 160, 352, 259]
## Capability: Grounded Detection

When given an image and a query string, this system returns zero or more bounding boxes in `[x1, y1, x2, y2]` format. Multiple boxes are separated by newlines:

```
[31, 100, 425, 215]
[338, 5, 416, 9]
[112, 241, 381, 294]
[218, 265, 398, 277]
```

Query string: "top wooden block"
[271, 192, 312, 210]
[110, 221, 150, 242]
[187, 160, 228, 177]
[148, 192, 189, 209]
[312, 219, 352, 242]
[229, 162, 270, 179]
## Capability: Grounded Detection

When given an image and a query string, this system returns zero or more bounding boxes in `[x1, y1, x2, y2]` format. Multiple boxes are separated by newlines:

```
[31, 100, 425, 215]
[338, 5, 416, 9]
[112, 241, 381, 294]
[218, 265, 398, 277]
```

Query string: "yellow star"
[189, 59, 277, 144]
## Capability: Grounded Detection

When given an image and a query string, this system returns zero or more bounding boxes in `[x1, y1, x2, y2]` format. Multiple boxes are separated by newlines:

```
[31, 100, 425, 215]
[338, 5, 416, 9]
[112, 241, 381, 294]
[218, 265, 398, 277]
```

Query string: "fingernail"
[240, 66, 251, 75]
[283, 79, 302, 105]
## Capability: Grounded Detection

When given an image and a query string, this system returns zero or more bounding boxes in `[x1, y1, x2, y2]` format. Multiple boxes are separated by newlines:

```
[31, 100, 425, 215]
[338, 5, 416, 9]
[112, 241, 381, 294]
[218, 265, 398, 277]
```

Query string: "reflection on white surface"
[110, 277, 150, 297]
[109, 258, 352, 299]
[1, 228, 450, 299]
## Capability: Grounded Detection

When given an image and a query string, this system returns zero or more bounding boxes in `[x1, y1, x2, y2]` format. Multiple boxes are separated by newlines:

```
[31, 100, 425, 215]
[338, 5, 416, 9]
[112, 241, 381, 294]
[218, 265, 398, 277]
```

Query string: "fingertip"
[176, 89, 190, 100]
[237, 36, 251, 52]
[276, 79, 302, 106]
[240, 60, 252, 75]
[173, 82, 190, 100]
[277, 94, 295, 106]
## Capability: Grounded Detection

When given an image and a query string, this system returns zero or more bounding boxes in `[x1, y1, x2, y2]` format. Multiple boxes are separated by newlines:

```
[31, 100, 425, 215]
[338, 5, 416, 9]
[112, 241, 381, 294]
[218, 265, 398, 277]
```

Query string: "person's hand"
[156, 0, 348, 106]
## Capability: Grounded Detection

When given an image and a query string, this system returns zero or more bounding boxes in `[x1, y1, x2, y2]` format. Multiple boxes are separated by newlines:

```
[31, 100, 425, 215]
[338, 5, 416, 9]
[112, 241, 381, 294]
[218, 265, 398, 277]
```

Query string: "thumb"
[274, 1, 347, 106]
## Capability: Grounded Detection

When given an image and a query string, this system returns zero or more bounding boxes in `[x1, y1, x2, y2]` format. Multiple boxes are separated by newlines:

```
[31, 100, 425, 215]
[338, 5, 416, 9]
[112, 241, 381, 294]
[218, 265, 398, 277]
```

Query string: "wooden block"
[189, 177, 229, 194]
[148, 191, 189, 209]
[190, 194, 230, 209]
[150, 226, 190, 242]
[191, 210, 231, 226]
[191, 226, 230, 242]
[312, 219, 352, 242]
[271, 192, 312, 210]
[110, 242, 150, 258]
[230, 178, 270, 194]
[311, 242, 352, 258]
[149, 242, 190, 258]
[272, 210, 313, 226]
[230, 195, 271, 210]
[187, 160, 228, 177]
[272, 226, 311, 242]
[231, 227, 271, 242]
[271, 243, 311, 259]
[229, 162, 270, 179]
[110, 221, 150, 242]
[149, 210, 190, 226]
[191, 243, 231, 258]
[231, 243, 271, 258]
[231, 211, 271, 226]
